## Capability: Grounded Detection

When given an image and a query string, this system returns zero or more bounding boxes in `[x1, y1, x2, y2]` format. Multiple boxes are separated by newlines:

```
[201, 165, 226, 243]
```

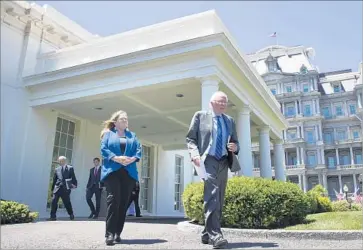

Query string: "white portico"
[1, 3, 287, 218]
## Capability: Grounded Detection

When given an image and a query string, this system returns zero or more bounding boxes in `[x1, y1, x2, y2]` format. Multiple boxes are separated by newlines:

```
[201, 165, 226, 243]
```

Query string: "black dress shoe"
[136, 215, 142, 217]
[88, 213, 94, 219]
[92, 214, 98, 219]
[70, 214, 74, 220]
[201, 235, 209, 244]
[212, 237, 228, 249]
[46, 217, 56, 221]
[105, 235, 115, 246]
[114, 235, 121, 243]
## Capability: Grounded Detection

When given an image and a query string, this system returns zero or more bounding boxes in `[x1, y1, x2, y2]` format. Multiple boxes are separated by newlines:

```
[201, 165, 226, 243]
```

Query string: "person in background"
[100, 110, 142, 246]
[48, 156, 78, 221]
[128, 181, 142, 217]
[86, 157, 103, 219]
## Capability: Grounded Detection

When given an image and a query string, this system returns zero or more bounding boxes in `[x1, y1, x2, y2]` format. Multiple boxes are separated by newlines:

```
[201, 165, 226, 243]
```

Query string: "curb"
[177, 221, 363, 241]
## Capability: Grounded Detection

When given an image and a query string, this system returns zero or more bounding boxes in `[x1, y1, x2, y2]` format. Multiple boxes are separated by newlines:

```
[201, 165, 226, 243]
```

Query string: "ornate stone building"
[248, 45, 363, 199]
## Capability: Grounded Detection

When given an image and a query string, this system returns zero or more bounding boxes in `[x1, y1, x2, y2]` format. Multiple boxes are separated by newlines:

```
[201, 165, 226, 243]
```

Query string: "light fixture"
[343, 184, 348, 193]
[93, 107, 103, 110]
[141, 125, 147, 129]
[176, 93, 184, 98]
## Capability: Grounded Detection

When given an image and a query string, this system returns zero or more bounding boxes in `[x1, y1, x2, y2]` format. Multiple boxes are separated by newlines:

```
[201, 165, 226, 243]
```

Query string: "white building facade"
[248, 45, 363, 199]
[1, 2, 288, 218]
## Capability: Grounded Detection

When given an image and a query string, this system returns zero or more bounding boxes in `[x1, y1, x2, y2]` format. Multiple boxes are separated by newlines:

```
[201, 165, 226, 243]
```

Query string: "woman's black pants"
[104, 168, 136, 237]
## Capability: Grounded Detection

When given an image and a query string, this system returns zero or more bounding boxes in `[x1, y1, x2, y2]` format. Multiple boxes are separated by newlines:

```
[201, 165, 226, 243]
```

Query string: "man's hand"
[192, 156, 201, 167]
[227, 142, 237, 153]
[71, 184, 77, 189]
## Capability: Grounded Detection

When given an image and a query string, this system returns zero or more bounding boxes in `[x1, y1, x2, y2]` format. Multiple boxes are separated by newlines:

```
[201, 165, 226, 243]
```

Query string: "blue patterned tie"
[215, 116, 223, 159]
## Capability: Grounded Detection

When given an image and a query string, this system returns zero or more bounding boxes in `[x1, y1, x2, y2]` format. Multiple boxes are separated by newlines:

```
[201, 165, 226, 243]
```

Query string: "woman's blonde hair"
[100, 110, 127, 139]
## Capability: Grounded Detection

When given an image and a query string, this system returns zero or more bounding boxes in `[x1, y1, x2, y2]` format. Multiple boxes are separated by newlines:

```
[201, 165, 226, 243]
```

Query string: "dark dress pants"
[86, 185, 102, 216]
[104, 168, 135, 237]
[128, 191, 141, 217]
[50, 187, 74, 218]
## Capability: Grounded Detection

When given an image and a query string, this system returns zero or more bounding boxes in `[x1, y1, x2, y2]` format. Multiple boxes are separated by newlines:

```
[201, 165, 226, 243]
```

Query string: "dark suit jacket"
[86, 166, 102, 189]
[51, 165, 78, 194]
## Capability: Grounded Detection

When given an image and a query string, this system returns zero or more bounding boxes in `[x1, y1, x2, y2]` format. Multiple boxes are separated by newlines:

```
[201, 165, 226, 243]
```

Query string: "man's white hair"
[58, 156, 67, 161]
[210, 91, 228, 102]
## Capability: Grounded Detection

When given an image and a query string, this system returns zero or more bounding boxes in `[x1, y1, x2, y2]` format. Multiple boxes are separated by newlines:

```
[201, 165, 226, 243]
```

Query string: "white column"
[303, 174, 308, 192]
[336, 148, 340, 166]
[350, 147, 354, 165]
[317, 149, 321, 165]
[298, 174, 303, 190]
[296, 147, 301, 165]
[273, 139, 285, 181]
[295, 100, 298, 116]
[312, 99, 316, 115]
[318, 174, 322, 185]
[300, 147, 305, 165]
[200, 76, 219, 111]
[283, 130, 287, 141]
[322, 174, 328, 190]
[259, 126, 272, 178]
[353, 174, 357, 192]
[344, 101, 348, 116]
[339, 174, 343, 193]
[301, 123, 304, 139]
[358, 92, 362, 109]
[313, 78, 318, 90]
[316, 99, 321, 114]
[281, 102, 285, 114]
[347, 126, 351, 140]
[321, 148, 325, 165]
[237, 106, 253, 177]
[330, 102, 334, 117]
[299, 101, 302, 115]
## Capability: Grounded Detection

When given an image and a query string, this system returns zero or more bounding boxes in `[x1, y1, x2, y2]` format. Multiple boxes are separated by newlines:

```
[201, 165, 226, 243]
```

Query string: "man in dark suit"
[48, 156, 78, 221]
[127, 181, 141, 217]
[86, 157, 103, 219]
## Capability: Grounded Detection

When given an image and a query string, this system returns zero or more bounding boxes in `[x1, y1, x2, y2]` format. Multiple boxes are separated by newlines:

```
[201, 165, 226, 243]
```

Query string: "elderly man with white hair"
[47, 156, 78, 221]
[186, 91, 240, 249]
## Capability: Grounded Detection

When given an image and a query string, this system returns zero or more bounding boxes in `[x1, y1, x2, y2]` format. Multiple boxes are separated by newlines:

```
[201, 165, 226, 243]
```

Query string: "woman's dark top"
[120, 136, 127, 155]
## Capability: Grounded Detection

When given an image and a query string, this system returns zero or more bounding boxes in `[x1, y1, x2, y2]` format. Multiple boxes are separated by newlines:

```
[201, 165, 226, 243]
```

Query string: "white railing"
[337, 164, 363, 170]
[286, 165, 303, 170]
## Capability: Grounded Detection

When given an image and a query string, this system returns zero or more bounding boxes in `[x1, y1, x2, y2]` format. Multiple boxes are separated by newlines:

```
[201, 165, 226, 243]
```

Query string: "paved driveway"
[1, 219, 362, 249]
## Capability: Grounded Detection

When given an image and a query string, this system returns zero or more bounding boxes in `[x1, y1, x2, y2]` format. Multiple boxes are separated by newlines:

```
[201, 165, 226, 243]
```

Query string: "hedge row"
[0, 200, 38, 224]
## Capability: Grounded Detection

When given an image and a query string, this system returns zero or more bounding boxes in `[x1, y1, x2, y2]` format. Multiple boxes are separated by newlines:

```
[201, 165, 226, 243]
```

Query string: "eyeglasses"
[212, 101, 227, 105]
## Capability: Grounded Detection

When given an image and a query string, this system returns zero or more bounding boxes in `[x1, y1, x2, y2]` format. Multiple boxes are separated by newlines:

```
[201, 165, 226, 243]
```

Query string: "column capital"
[239, 104, 251, 115]
[272, 138, 284, 145]
[258, 125, 270, 133]
[198, 75, 221, 86]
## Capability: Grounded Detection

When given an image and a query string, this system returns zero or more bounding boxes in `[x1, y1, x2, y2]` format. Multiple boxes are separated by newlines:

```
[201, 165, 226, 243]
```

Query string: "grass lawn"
[285, 211, 362, 230]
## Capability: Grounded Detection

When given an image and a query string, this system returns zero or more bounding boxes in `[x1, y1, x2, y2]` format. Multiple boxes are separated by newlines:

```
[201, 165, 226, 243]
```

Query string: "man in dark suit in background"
[86, 157, 103, 219]
[128, 181, 141, 217]
[48, 156, 78, 221]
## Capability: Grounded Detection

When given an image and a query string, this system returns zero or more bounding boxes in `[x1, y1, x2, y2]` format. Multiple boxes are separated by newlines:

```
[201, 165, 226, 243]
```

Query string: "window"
[174, 155, 184, 211]
[337, 131, 346, 141]
[353, 131, 360, 140]
[349, 104, 356, 115]
[287, 130, 297, 140]
[271, 88, 276, 95]
[308, 154, 316, 166]
[303, 84, 309, 93]
[322, 107, 331, 119]
[286, 86, 292, 93]
[323, 133, 333, 144]
[140, 145, 152, 211]
[307, 131, 315, 144]
[327, 157, 335, 168]
[286, 106, 295, 117]
[304, 105, 311, 117]
[47, 117, 76, 209]
[335, 106, 343, 116]
[333, 84, 340, 93]
[355, 154, 362, 164]
[340, 155, 349, 165]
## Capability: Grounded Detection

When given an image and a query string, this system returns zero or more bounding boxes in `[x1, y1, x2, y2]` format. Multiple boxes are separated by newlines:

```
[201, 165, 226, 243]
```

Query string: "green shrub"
[182, 176, 310, 229]
[332, 200, 350, 212]
[317, 196, 332, 212]
[306, 185, 332, 214]
[0, 200, 39, 224]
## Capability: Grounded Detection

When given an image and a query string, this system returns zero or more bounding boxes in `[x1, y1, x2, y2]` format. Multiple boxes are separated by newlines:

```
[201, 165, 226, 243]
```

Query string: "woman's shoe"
[114, 235, 121, 243]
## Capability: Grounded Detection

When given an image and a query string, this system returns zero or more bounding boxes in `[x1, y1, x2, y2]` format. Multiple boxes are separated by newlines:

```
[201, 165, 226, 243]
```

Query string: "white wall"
[154, 148, 194, 217]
